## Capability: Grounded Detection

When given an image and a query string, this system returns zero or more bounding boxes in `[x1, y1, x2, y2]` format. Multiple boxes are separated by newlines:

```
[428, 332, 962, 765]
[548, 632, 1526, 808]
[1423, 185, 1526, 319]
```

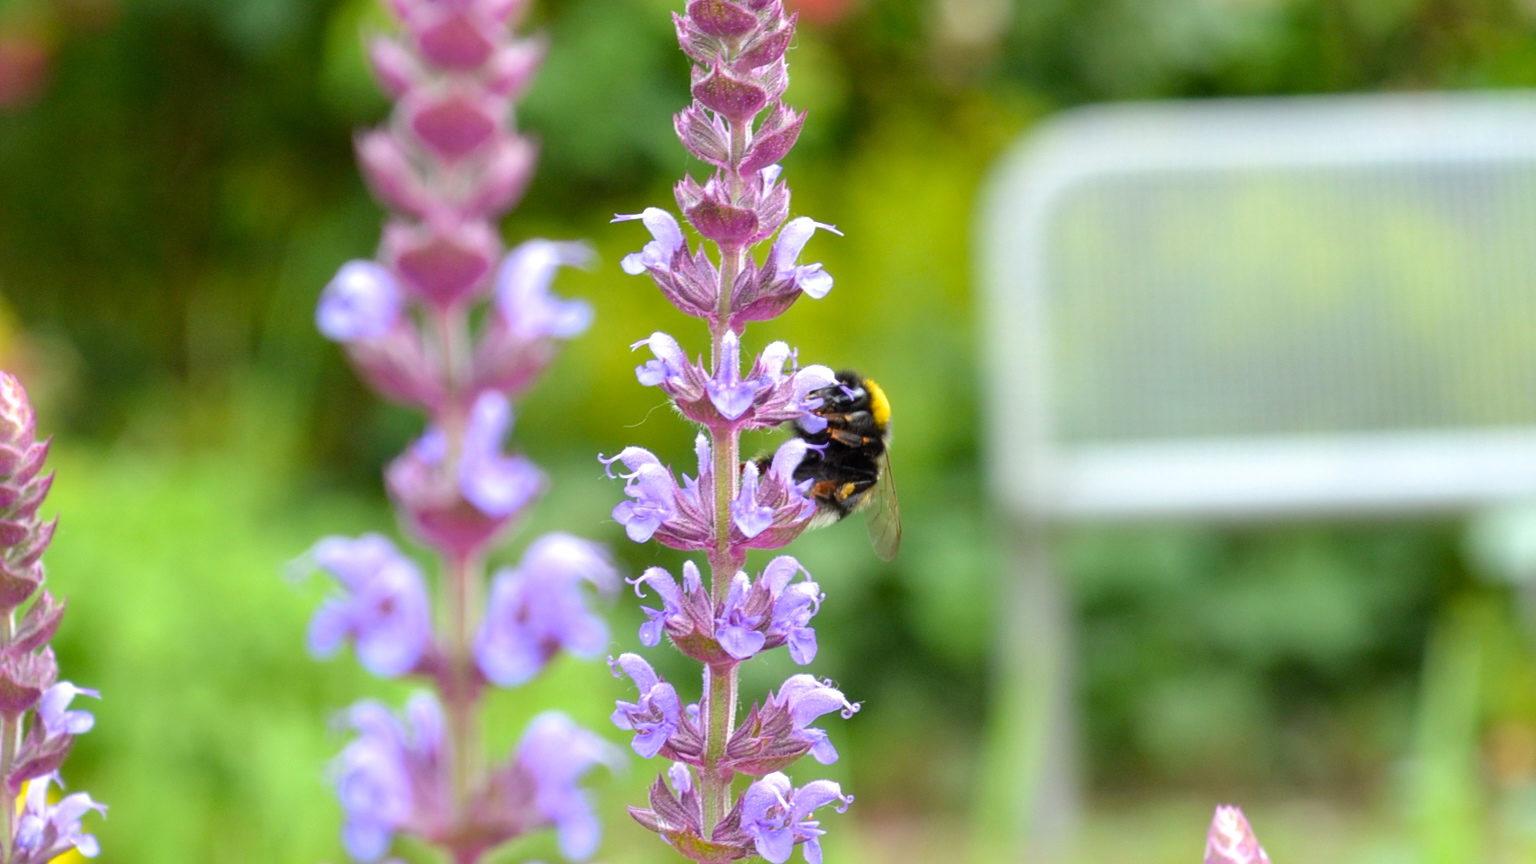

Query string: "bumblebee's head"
[817, 370, 891, 433]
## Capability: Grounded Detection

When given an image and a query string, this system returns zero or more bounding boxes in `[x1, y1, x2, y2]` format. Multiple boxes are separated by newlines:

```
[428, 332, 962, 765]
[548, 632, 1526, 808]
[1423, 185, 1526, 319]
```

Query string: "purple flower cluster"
[303, 2, 615, 862]
[0, 374, 103, 862]
[605, 3, 857, 861]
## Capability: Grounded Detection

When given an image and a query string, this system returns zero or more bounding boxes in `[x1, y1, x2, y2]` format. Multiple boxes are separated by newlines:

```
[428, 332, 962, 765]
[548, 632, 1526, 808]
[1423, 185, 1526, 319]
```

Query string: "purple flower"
[746, 347, 837, 433]
[306, 535, 432, 678]
[318, 261, 403, 342]
[601, 448, 680, 543]
[459, 391, 546, 517]
[715, 571, 766, 660]
[633, 332, 694, 391]
[731, 461, 775, 540]
[13, 776, 105, 863]
[495, 240, 594, 339]
[517, 712, 619, 861]
[334, 696, 443, 862]
[741, 772, 853, 864]
[36, 683, 97, 738]
[667, 762, 693, 795]
[609, 653, 683, 758]
[1205, 806, 1272, 864]
[475, 533, 617, 686]
[761, 556, 822, 665]
[615, 209, 685, 275]
[770, 218, 841, 300]
[706, 330, 764, 421]
[772, 675, 859, 765]
[730, 439, 816, 546]
[628, 562, 691, 648]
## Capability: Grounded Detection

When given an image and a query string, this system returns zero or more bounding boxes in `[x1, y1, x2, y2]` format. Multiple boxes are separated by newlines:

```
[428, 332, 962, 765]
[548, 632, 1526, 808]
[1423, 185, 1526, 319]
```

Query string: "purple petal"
[317, 261, 401, 342]
[495, 240, 594, 339]
[771, 218, 840, 272]
[755, 827, 794, 864]
[634, 332, 690, 387]
[791, 780, 853, 820]
[788, 627, 819, 665]
[769, 438, 810, 480]
[609, 652, 660, 693]
[718, 625, 766, 660]
[743, 772, 792, 823]
[731, 461, 773, 538]
[307, 600, 351, 657]
[615, 208, 685, 275]
[668, 763, 693, 794]
[796, 266, 834, 300]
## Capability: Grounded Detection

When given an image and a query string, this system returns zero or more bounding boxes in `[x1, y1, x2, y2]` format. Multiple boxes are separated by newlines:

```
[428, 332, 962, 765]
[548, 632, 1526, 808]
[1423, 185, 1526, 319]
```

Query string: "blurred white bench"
[977, 92, 1536, 861]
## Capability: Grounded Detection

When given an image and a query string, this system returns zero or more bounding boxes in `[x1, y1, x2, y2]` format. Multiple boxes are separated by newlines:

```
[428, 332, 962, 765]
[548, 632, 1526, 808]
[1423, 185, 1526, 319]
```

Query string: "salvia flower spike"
[0, 373, 104, 862]
[304, 1, 616, 862]
[607, 3, 856, 861]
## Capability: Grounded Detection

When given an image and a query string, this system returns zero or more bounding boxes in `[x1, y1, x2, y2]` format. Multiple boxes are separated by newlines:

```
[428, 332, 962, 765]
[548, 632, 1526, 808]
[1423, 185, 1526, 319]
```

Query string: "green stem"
[700, 660, 739, 834]
[444, 552, 484, 814]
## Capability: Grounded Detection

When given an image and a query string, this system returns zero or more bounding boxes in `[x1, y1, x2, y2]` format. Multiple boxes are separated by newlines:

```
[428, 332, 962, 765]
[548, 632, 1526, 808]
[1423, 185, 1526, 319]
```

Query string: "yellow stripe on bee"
[864, 378, 891, 430]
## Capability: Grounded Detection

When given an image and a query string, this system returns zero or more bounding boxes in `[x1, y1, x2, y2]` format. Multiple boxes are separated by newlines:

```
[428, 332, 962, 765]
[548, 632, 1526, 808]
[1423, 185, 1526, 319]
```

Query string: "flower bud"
[383, 219, 501, 309]
[414, 9, 498, 71]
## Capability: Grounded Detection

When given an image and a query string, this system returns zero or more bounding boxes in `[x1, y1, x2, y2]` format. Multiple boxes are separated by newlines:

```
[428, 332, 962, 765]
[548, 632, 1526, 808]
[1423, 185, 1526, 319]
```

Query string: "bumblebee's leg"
[827, 428, 877, 448]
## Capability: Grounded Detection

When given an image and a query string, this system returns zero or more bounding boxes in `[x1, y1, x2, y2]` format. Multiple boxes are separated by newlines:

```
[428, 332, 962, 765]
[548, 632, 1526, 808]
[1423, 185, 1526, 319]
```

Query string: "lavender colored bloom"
[715, 571, 766, 660]
[1205, 806, 1272, 864]
[36, 683, 97, 738]
[772, 675, 859, 765]
[609, 653, 682, 758]
[517, 712, 619, 861]
[730, 439, 816, 545]
[475, 533, 617, 686]
[307, 535, 432, 678]
[731, 461, 774, 540]
[318, 261, 403, 342]
[706, 330, 763, 421]
[495, 240, 594, 339]
[459, 391, 545, 517]
[667, 762, 693, 795]
[334, 696, 442, 863]
[601, 448, 680, 543]
[770, 218, 841, 300]
[628, 562, 691, 648]
[741, 772, 853, 864]
[633, 332, 693, 391]
[13, 777, 105, 863]
[761, 556, 822, 665]
[615, 209, 685, 275]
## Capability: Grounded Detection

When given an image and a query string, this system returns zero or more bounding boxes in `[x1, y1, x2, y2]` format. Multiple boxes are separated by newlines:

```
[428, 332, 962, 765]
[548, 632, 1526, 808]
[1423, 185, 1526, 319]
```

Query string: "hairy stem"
[700, 660, 739, 834]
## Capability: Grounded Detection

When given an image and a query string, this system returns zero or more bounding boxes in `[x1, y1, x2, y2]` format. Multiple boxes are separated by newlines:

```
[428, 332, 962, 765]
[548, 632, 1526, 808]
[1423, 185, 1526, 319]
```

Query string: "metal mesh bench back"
[981, 94, 1536, 521]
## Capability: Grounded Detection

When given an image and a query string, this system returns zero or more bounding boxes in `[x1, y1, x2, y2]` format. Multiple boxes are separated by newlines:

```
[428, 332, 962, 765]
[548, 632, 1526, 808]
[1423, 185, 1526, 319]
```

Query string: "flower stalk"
[605, 2, 858, 861]
[0, 373, 104, 863]
[302, 1, 617, 862]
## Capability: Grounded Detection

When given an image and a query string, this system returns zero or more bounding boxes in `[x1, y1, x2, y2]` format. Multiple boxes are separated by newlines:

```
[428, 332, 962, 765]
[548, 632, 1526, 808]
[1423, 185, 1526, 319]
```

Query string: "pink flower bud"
[382, 219, 501, 308]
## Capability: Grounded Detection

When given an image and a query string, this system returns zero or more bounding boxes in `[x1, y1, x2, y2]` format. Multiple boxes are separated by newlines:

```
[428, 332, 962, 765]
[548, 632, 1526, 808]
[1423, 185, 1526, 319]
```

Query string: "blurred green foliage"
[6, 0, 1536, 859]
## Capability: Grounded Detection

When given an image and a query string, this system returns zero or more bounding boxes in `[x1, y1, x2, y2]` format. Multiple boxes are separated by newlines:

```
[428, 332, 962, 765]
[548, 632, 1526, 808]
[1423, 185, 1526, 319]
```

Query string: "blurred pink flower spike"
[1205, 805, 1272, 864]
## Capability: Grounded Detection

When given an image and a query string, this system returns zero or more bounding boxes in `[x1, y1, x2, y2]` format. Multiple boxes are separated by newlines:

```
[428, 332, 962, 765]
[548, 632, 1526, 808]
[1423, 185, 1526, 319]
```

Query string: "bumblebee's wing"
[864, 450, 902, 561]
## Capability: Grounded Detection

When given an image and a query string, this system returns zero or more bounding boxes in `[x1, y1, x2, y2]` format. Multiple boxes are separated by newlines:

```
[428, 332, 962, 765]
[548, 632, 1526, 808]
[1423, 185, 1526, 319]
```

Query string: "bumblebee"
[779, 370, 901, 561]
